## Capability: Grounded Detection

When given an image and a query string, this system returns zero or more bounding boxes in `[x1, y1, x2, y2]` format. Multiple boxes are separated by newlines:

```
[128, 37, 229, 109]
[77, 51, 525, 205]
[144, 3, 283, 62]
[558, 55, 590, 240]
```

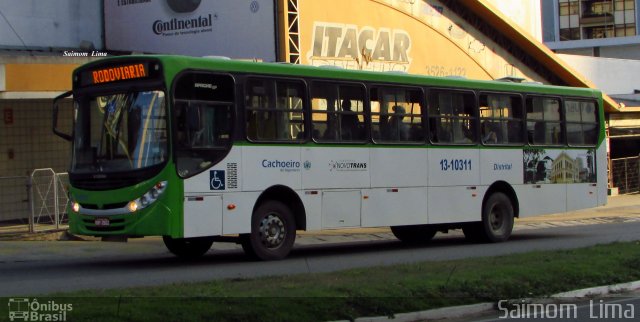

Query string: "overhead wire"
[0, 7, 30, 51]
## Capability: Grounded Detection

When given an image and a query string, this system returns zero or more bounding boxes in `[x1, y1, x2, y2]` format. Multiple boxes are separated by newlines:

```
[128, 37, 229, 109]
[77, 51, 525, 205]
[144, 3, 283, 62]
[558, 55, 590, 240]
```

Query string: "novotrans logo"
[210, 170, 225, 190]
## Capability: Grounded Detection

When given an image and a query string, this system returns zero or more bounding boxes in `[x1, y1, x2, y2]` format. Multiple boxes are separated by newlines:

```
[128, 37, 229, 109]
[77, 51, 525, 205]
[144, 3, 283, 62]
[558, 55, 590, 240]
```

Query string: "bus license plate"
[94, 218, 110, 227]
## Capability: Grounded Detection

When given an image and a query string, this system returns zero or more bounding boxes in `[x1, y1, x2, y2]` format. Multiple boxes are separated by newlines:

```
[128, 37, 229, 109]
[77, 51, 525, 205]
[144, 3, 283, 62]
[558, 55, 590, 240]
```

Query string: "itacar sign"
[307, 22, 412, 71]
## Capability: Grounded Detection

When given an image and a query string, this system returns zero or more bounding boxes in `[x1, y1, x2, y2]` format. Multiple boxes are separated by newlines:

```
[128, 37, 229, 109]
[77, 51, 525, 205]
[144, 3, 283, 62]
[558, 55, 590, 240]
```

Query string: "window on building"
[559, 0, 579, 15]
[246, 78, 305, 142]
[311, 82, 366, 142]
[615, 24, 636, 36]
[615, 0, 635, 11]
[560, 28, 581, 40]
[585, 26, 615, 39]
[428, 90, 476, 144]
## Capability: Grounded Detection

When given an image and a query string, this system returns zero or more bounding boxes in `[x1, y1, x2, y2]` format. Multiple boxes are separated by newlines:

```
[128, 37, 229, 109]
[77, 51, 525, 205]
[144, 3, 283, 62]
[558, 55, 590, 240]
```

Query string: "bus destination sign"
[78, 62, 155, 87]
[91, 63, 147, 84]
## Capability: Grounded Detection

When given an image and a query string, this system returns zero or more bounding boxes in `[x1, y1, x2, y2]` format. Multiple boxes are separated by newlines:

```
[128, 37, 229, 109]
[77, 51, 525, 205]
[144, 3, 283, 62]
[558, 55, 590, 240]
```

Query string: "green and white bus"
[53, 55, 607, 260]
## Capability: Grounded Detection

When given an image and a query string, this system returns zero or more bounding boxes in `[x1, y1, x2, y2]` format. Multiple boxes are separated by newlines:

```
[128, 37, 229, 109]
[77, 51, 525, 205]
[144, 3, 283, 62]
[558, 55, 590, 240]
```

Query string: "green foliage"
[7, 242, 638, 322]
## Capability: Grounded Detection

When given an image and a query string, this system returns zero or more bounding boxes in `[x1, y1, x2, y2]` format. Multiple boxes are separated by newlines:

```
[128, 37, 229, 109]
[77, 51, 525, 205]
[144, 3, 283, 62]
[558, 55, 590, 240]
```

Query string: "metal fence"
[0, 169, 69, 234]
[0, 176, 30, 232]
[611, 156, 640, 194]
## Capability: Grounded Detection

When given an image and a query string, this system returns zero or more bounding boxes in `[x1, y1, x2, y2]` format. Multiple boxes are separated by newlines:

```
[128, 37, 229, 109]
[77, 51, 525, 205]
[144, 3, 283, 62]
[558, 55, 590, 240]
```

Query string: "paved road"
[0, 219, 639, 297]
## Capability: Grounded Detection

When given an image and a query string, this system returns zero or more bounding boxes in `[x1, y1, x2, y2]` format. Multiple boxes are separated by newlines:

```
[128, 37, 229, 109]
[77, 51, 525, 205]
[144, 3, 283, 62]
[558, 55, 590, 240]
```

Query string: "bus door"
[174, 72, 235, 237]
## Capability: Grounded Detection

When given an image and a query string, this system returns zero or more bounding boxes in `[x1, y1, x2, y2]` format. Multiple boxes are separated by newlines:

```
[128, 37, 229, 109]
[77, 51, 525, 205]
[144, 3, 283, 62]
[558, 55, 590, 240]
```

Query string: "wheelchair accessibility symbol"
[210, 170, 225, 190]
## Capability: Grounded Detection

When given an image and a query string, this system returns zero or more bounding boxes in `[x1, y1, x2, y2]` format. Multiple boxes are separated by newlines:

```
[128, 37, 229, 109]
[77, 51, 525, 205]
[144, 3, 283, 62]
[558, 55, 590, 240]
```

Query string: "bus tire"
[245, 200, 296, 261]
[163, 236, 213, 258]
[391, 225, 437, 243]
[466, 192, 514, 243]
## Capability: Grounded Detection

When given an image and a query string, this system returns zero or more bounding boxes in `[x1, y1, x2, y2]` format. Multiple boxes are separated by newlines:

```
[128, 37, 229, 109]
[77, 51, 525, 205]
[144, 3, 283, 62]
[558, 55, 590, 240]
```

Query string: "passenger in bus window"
[340, 99, 360, 140]
[390, 105, 409, 140]
[533, 121, 545, 144]
[460, 122, 474, 143]
[482, 121, 497, 144]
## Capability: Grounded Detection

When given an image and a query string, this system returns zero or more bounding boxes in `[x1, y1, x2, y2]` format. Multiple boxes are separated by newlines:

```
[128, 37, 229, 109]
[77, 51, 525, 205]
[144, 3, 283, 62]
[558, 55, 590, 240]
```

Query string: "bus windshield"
[72, 90, 168, 174]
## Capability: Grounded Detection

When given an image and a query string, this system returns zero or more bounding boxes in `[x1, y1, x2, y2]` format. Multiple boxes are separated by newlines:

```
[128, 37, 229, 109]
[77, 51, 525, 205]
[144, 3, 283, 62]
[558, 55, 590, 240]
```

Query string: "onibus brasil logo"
[7, 298, 72, 321]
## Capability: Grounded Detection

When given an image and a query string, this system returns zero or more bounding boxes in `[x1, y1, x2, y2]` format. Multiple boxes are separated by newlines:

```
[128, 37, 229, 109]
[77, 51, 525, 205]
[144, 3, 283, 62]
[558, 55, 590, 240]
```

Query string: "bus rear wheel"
[391, 225, 437, 243]
[163, 236, 213, 258]
[244, 200, 296, 261]
[464, 192, 514, 243]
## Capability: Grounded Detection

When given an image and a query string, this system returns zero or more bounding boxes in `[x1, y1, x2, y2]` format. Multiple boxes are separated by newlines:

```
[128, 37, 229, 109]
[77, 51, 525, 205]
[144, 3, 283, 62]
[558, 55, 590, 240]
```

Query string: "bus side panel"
[301, 146, 370, 189]
[322, 190, 361, 228]
[516, 184, 566, 217]
[565, 149, 598, 211]
[479, 149, 523, 186]
[597, 144, 608, 206]
[362, 187, 428, 227]
[518, 148, 568, 217]
[222, 191, 260, 235]
[302, 190, 322, 230]
[364, 147, 428, 227]
[182, 148, 243, 237]
[369, 148, 428, 188]
[427, 148, 481, 224]
[183, 147, 243, 194]
[183, 194, 222, 237]
[242, 146, 302, 191]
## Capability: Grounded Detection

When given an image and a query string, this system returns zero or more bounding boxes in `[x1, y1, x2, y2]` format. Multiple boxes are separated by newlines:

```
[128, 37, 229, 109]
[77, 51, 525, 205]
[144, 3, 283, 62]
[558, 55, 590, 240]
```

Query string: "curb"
[349, 303, 495, 322]
[335, 280, 640, 322]
[552, 280, 640, 298]
[0, 229, 68, 241]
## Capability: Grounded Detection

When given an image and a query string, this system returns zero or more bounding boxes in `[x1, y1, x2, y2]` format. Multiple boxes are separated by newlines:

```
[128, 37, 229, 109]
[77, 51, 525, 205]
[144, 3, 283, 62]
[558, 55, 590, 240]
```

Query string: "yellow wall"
[289, 0, 544, 82]
[3, 64, 76, 91]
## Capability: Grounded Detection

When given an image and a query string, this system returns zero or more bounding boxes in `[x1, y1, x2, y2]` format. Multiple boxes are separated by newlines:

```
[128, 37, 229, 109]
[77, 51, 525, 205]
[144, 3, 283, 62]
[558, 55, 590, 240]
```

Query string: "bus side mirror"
[52, 91, 73, 141]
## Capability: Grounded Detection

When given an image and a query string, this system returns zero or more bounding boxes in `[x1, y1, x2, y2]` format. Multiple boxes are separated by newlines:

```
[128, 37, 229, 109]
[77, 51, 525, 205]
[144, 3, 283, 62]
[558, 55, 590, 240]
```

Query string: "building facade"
[543, 0, 640, 58]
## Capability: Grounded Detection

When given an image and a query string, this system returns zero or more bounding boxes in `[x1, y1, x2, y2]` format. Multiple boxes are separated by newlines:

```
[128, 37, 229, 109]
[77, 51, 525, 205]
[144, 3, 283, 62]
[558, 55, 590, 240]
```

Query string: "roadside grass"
[4, 241, 640, 322]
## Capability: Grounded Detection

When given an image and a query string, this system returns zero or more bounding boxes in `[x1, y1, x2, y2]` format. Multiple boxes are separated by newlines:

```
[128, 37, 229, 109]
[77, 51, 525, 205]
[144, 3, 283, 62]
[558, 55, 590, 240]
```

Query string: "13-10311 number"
[439, 159, 472, 171]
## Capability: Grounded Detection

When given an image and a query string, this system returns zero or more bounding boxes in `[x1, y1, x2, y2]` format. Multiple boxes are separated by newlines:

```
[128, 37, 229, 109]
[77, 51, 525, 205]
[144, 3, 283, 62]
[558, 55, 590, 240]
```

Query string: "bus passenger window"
[565, 100, 598, 146]
[428, 90, 476, 144]
[526, 96, 562, 145]
[370, 87, 424, 143]
[311, 82, 366, 143]
[479, 93, 523, 145]
[245, 78, 305, 142]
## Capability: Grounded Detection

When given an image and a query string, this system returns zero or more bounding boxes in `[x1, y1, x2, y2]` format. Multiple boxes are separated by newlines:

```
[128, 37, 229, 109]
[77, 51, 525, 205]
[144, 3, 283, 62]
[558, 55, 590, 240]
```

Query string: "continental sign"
[307, 22, 412, 72]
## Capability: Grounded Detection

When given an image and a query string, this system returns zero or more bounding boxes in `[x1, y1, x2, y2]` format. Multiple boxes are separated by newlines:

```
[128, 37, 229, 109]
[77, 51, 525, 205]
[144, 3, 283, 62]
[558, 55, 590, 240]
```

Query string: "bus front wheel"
[464, 192, 514, 243]
[163, 236, 213, 258]
[244, 200, 296, 261]
[391, 225, 437, 243]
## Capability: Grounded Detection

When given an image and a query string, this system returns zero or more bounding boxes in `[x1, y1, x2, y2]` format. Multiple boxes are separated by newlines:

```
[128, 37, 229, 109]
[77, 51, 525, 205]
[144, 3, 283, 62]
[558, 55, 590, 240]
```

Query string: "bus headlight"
[71, 201, 80, 213]
[129, 181, 168, 213]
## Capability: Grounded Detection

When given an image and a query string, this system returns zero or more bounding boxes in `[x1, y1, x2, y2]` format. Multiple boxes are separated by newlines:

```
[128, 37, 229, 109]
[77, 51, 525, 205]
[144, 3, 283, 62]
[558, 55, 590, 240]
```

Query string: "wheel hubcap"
[259, 213, 285, 248]
[490, 207, 504, 231]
